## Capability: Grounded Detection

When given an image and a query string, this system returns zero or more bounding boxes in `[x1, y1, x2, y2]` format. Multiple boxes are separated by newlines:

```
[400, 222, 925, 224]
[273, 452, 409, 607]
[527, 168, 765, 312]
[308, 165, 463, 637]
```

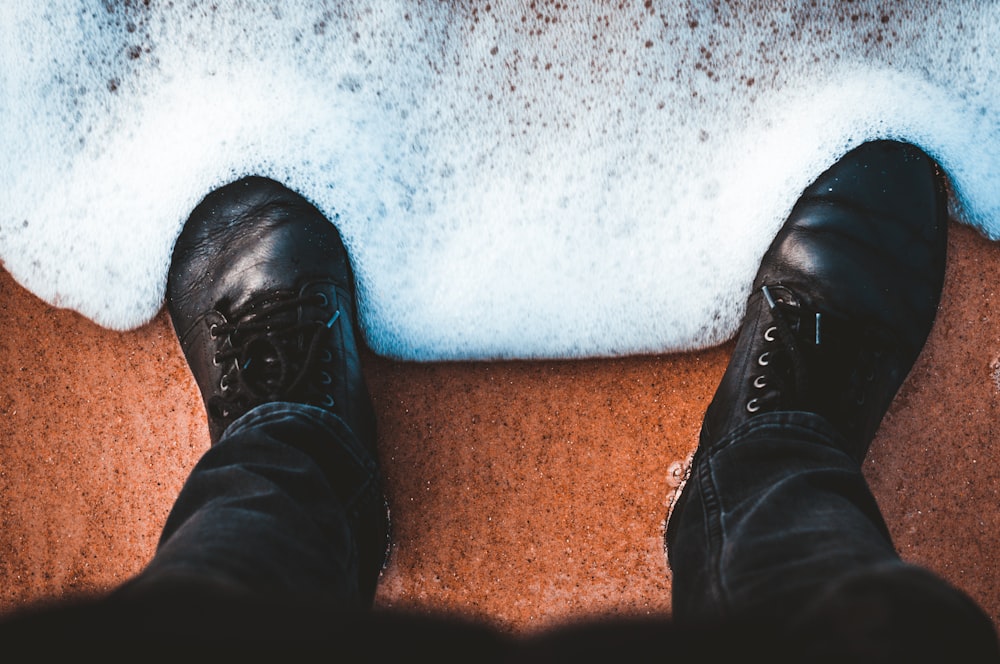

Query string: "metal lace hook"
[762, 284, 777, 309]
[326, 310, 341, 329]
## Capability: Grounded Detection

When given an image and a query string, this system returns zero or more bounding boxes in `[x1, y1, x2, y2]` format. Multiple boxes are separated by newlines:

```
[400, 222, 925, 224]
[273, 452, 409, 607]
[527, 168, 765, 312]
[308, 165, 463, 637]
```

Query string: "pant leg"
[115, 401, 389, 610]
[665, 411, 998, 660]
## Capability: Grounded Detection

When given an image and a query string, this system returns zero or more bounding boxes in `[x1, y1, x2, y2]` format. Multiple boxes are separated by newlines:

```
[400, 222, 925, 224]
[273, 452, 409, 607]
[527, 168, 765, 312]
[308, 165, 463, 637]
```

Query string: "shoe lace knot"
[208, 289, 341, 419]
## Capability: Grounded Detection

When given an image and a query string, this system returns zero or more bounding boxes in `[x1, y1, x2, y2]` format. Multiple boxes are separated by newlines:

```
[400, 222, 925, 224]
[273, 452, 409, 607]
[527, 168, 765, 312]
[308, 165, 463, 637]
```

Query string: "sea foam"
[2, 1, 999, 360]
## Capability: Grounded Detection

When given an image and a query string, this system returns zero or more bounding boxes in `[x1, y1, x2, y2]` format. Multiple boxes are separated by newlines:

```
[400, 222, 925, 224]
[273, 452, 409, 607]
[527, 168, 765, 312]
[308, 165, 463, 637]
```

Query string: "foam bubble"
[2, 1, 999, 360]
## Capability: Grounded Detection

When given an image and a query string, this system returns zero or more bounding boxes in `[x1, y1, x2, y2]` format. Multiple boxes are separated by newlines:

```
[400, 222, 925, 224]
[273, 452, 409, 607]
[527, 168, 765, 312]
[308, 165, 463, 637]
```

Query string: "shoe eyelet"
[220, 375, 230, 392]
[763, 326, 777, 342]
[757, 352, 771, 367]
[746, 399, 761, 413]
[321, 394, 335, 408]
[315, 292, 329, 307]
[320, 349, 332, 363]
[320, 371, 332, 385]
[209, 323, 219, 339]
[856, 393, 866, 405]
[753, 375, 767, 389]
[212, 353, 222, 367]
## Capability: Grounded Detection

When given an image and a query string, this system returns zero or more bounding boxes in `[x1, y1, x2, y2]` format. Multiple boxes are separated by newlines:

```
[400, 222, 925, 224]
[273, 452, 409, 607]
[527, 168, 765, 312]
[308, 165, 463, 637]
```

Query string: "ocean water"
[2, 1, 999, 360]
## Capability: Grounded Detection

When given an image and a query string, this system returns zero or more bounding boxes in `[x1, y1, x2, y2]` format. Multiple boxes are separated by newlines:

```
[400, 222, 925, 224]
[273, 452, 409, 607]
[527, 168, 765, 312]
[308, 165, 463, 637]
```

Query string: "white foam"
[3, 1, 1000, 359]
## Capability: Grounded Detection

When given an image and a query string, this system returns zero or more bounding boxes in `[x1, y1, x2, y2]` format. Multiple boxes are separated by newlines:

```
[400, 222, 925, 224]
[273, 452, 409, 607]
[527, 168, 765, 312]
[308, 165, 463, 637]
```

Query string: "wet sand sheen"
[1, 222, 998, 632]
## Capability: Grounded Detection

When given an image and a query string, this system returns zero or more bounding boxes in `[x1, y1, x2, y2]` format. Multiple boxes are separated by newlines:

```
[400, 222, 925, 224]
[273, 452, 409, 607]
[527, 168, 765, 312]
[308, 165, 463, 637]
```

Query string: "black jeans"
[2, 405, 997, 661]
[666, 411, 998, 660]
[117, 402, 388, 611]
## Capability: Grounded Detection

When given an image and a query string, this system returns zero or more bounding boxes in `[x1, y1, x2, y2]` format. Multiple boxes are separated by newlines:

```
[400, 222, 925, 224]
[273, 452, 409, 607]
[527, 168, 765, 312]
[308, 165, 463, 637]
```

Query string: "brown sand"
[1, 222, 998, 634]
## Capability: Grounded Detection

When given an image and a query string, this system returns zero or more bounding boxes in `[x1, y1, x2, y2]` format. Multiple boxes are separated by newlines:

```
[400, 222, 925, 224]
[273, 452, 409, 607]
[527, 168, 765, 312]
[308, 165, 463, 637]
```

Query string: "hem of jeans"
[667, 411, 844, 527]
[216, 401, 379, 520]
[219, 402, 344, 440]
[705, 410, 849, 456]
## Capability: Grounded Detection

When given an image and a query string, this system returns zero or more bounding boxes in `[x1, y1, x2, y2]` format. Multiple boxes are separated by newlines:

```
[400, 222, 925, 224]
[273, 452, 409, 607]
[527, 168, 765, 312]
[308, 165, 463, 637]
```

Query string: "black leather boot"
[167, 176, 377, 449]
[167, 176, 388, 596]
[699, 140, 948, 463]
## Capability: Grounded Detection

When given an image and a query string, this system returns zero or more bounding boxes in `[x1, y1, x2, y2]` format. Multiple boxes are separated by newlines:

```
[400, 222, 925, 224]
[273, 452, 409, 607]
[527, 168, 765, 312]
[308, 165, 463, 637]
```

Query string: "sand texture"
[1, 222, 998, 633]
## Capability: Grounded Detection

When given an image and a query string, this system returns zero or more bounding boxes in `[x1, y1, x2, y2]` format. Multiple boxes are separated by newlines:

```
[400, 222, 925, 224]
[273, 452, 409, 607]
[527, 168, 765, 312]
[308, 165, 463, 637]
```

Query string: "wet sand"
[1, 221, 998, 633]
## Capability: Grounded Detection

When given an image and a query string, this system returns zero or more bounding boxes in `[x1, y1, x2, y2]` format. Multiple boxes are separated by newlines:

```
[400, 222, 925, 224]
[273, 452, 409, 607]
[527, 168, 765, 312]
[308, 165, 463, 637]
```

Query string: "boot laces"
[745, 285, 883, 418]
[209, 290, 341, 418]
